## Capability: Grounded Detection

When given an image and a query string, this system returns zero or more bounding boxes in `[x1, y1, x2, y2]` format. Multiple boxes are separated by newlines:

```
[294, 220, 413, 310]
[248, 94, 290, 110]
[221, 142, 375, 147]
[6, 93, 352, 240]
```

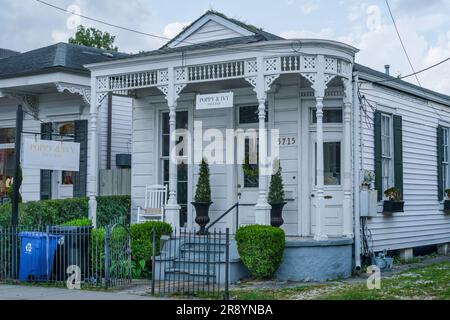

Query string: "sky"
[1, 0, 450, 94]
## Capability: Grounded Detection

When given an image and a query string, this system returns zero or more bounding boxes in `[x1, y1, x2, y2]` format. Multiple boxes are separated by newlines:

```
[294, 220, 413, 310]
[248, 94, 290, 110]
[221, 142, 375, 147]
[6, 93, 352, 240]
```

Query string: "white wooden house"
[0, 43, 132, 202]
[85, 11, 450, 281]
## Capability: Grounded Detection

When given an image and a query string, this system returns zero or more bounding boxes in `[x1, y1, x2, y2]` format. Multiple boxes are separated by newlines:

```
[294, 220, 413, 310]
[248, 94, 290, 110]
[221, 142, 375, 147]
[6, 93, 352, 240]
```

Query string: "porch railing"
[205, 203, 239, 234]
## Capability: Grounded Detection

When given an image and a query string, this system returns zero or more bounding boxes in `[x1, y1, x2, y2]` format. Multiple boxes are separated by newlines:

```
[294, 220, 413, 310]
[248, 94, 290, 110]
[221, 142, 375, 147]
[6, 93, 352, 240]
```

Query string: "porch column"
[314, 96, 327, 240]
[255, 95, 271, 225]
[343, 80, 354, 238]
[166, 101, 181, 229]
[88, 77, 98, 228]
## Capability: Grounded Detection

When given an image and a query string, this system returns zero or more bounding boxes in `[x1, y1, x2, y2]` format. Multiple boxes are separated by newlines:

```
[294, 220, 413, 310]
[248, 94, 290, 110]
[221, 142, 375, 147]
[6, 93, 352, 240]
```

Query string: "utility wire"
[385, 0, 422, 87]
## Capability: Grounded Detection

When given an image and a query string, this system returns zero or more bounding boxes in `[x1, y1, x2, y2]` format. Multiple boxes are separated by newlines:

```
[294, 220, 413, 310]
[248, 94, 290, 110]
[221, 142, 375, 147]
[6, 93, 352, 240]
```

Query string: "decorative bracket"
[0, 91, 39, 118]
[56, 82, 91, 105]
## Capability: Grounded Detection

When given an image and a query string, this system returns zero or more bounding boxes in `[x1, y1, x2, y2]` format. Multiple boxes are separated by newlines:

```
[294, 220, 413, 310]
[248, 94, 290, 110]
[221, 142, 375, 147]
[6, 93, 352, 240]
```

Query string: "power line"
[385, 0, 422, 87]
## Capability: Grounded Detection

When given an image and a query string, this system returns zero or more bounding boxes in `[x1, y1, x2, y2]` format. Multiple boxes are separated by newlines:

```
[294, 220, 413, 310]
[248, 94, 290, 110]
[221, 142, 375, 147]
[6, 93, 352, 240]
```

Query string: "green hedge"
[0, 195, 131, 227]
[236, 225, 286, 279]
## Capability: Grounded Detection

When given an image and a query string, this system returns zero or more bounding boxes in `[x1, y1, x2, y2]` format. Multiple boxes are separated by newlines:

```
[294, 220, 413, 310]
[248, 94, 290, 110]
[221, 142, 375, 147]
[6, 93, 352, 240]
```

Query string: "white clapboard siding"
[131, 98, 155, 222]
[174, 20, 243, 47]
[111, 95, 132, 168]
[359, 83, 450, 252]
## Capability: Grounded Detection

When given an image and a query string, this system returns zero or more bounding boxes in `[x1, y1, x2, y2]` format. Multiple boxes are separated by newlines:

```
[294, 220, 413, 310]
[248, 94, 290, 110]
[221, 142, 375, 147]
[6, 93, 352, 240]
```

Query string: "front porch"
[86, 41, 358, 242]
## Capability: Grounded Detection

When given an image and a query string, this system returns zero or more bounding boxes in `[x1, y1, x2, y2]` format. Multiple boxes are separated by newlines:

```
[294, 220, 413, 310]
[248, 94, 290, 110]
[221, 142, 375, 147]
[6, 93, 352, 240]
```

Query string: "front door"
[310, 132, 344, 236]
[236, 105, 265, 226]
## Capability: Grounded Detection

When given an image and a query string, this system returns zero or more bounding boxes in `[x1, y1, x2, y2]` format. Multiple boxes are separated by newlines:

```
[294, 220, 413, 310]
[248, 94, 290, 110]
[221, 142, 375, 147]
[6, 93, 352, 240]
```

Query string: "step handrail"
[205, 202, 239, 233]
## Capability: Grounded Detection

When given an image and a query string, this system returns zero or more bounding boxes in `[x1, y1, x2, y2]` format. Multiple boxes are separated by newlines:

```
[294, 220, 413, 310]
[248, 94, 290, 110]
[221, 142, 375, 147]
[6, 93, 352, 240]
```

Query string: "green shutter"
[437, 126, 444, 201]
[40, 122, 53, 200]
[393, 115, 403, 199]
[374, 111, 382, 201]
[73, 120, 88, 198]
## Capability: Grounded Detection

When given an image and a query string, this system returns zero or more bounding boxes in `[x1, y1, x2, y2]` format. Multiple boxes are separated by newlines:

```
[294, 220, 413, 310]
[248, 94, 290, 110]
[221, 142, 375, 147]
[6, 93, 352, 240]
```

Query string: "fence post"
[151, 227, 156, 295]
[224, 228, 230, 300]
[104, 225, 111, 289]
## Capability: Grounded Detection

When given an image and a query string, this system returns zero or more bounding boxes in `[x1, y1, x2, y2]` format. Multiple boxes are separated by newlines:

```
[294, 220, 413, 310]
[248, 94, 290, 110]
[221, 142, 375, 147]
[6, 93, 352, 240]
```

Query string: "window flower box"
[444, 200, 450, 214]
[383, 187, 404, 214]
[383, 200, 404, 213]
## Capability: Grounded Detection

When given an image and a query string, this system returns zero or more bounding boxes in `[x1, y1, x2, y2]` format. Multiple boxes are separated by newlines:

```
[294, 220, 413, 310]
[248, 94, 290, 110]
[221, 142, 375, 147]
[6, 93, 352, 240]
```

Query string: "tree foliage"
[69, 25, 118, 51]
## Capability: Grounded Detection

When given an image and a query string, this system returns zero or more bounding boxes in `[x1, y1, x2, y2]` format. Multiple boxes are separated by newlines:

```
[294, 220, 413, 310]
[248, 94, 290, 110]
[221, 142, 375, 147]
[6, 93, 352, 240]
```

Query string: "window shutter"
[374, 111, 383, 201]
[437, 126, 444, 201]
[40, 123, 53, 200]
[393, 115, 403, 199]
[73, 120, 88, 198]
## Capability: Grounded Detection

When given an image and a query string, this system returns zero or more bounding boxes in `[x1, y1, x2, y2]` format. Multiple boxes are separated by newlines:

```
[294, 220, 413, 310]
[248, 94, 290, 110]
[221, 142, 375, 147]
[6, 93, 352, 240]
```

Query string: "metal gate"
[0, 221, 132, 289]
[150, 228, 230, 299]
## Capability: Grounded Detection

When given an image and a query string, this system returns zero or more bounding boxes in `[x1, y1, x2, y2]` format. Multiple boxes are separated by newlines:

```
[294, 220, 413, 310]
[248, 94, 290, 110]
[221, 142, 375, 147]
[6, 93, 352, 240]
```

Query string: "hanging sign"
[196, 92, 234, 110]
[22, 138, 80, 172]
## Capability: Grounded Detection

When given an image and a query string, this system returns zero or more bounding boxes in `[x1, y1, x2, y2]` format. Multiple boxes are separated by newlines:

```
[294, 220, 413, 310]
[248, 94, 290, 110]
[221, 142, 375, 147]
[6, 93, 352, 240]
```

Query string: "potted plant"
[192, 158, 212, 234]
[268, 159, 286, 227]
[383, 187, 404, 213]
[361, 170, 375, 190]
[444, 189, 450, 213]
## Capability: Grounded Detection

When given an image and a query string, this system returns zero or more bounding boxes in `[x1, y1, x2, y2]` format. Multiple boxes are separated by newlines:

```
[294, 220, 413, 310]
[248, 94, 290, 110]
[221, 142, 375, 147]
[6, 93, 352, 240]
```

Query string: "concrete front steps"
[154, 234, 249, 285]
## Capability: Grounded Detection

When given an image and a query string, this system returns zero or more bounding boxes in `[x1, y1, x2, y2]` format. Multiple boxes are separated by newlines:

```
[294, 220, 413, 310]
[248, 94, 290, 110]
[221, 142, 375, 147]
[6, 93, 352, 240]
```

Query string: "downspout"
[353, 71, 362, 271]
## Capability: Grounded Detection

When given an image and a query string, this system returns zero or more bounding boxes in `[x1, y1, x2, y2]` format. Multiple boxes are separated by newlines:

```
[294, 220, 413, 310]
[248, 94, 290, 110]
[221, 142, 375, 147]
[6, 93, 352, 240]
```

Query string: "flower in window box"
[444, 189, 450, 214]
[383, 187, 404, 214]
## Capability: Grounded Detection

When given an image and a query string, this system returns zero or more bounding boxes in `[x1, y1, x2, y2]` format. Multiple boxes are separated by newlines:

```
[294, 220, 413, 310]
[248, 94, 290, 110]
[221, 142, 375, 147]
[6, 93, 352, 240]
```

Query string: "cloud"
[300, 2, 320, 15]
[280, 28, 335, 39]
[163, 21, 191, 40]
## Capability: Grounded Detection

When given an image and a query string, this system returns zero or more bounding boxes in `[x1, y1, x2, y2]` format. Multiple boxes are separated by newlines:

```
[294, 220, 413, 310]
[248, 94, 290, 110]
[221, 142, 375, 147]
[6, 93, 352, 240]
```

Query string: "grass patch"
[230, 262, 450, 300]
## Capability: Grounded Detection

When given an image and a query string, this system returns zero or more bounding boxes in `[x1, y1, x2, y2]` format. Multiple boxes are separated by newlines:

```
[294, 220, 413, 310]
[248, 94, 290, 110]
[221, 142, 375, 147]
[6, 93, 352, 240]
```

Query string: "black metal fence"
[0, 222, 131, 289]
[151, 228, 230, 299]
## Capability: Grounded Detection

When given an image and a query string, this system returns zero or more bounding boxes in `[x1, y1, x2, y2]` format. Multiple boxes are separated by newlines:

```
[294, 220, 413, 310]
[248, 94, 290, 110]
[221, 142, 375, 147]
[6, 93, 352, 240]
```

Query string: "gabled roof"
[161, 10, 283, 49]
[0, 48, 19, 60]
[0, 43, 128, 79]
[354, 63, 450, 107]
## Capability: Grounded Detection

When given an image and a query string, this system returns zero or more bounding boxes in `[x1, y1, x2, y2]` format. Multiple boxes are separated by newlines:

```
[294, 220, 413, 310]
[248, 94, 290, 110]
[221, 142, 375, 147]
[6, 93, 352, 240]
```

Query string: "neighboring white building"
[83, 10, 450, 280]
[0, 43, 132, 202]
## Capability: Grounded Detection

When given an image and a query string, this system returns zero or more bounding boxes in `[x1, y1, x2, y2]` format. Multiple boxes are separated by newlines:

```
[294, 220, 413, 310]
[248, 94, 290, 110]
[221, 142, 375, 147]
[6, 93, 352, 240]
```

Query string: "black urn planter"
[383, 200, 404, 214]
[444, 200, 450, 214]
[192, 201, 212, 235]
[269, 202, 286, 227]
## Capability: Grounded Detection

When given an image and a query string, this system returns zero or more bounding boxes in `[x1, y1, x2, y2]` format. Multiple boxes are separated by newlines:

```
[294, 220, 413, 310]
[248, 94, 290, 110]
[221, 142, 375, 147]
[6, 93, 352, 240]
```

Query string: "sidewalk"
[0, 285, 163, 300]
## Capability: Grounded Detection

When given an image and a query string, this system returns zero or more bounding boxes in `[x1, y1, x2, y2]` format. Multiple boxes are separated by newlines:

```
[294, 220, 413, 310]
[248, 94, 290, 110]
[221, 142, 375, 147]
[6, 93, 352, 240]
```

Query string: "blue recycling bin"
[19, 232, 61, 282]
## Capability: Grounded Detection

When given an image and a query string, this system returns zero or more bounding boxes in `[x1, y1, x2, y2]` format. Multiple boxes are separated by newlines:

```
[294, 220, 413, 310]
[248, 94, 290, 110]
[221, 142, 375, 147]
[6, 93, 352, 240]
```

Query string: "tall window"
[442, 127, 449, 198]
[381, 113, 394, 193]
[0, 128, 15, 199]
[58, 122, 75, 186]
[161, 111, 188, 227]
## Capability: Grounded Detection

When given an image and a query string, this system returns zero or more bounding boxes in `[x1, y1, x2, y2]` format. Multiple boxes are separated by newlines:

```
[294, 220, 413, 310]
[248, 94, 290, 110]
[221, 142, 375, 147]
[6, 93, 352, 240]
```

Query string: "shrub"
[88, 221, 172, 278]
[130, 221, 173, 265]
[235, 225, 285, 278]
[61, 218, 93, 227]
[0, 195, 130, 227]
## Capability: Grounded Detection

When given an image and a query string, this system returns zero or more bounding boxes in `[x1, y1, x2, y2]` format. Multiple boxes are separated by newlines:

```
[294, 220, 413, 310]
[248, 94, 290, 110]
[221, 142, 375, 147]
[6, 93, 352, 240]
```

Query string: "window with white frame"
[442, 127, 449, 198]
[381, 113, 394, 193]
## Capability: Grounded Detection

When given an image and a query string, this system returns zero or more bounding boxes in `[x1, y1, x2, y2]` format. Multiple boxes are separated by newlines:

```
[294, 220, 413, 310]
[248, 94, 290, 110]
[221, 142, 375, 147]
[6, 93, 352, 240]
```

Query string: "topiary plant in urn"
[192, 158, 213, 234]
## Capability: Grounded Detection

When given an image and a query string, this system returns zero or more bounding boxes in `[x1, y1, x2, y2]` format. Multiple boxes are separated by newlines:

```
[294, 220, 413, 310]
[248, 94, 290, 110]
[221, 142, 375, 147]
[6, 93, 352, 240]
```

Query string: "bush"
[0, 195, 131, 227]
[88, 221, 172, 278]
[61, 218, 93, 227]
[235, 225, 285, 279]
[130, 221, 173, 265]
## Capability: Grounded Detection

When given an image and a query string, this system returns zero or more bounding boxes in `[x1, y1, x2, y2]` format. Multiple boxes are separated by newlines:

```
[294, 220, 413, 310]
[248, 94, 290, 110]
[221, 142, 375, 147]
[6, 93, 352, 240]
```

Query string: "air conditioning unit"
[116, 154, 131, 168]
[360, 190, 378, 217]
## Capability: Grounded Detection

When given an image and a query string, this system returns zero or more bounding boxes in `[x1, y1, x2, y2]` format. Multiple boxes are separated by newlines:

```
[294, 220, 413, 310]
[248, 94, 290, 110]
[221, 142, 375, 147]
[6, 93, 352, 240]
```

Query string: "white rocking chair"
[137, 184, 168, 223]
